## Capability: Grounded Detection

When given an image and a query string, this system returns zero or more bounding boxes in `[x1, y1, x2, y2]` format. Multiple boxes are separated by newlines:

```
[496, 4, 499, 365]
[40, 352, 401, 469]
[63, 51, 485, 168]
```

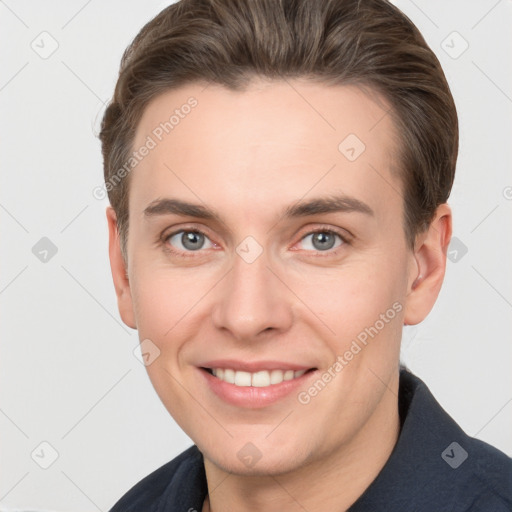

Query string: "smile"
[199, 364, 318, 408]
[207, 368, 310, 387]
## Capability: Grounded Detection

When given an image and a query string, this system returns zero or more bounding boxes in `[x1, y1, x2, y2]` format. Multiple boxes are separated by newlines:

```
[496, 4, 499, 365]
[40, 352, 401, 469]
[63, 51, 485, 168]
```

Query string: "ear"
[106, 207, 136, 329]
[403, 203, 452, 326]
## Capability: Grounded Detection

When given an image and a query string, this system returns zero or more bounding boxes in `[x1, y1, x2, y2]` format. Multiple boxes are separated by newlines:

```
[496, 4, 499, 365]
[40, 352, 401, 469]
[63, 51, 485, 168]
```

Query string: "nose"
[211, 247, 294, 342]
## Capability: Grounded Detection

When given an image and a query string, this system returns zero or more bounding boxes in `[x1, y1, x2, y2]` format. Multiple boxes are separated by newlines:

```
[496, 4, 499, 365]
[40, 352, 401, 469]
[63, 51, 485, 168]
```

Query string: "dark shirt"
[110, 369, 512, 511]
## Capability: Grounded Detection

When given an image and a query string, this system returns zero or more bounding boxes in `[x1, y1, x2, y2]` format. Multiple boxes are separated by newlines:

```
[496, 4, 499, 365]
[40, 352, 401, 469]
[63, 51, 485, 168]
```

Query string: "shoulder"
[351, 369, 512, 511]
[109, 445, 205, 512]
[402, 369, 512, 511]
[456, 435, 512, 511]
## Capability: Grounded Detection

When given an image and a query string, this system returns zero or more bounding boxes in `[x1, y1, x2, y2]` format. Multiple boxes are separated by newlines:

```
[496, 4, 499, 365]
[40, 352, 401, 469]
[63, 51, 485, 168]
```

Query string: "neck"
[203, 372, 401, 512]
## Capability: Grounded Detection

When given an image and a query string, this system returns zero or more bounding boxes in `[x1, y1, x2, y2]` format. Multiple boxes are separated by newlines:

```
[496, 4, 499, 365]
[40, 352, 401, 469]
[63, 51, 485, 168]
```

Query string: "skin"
[107, 79, 452, 512]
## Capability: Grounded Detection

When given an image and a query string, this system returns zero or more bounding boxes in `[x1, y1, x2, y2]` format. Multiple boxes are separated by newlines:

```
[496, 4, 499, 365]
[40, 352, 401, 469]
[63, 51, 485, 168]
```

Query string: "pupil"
[182, 232, 203, 250]
[313, 232, 335, 250]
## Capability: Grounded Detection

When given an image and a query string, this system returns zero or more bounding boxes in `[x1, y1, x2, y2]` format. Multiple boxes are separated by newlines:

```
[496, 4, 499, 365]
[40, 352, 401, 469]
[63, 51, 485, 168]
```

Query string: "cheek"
[130, 276, 172, 336]
[129, 262, 219, 347]
[290, 256, 406, 341]
[129, 266, 183, 339]
[127, 264, 211, 425]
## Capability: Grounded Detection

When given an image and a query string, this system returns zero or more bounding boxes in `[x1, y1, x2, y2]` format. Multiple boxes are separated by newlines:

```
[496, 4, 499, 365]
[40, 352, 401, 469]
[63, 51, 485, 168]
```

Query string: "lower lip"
[199, 368, 316, 408]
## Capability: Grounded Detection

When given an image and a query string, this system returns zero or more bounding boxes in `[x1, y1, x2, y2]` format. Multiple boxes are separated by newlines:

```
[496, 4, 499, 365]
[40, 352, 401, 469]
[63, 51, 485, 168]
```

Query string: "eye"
[166, 230, 215, 252]
[298, 230, 345, 252]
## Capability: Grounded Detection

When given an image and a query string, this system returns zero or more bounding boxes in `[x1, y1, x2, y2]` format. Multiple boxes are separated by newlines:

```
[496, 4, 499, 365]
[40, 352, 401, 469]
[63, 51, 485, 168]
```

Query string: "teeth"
[210, 368, 307, 387]
[252, 371, 270, 387]
[234, 371, 252, 387]
[223, 368, 235, 384]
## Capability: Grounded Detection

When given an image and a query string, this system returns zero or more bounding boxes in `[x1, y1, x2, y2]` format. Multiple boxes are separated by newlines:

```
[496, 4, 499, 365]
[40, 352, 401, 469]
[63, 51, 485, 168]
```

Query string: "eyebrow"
[144, 198, 218, 220]
[284, 195, 374, 218]
[143, 194, 374, 222]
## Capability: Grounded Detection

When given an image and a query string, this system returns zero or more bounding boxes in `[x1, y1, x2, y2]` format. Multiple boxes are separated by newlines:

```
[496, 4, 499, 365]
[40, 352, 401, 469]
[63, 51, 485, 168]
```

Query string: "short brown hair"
[99, 0, 458, 257]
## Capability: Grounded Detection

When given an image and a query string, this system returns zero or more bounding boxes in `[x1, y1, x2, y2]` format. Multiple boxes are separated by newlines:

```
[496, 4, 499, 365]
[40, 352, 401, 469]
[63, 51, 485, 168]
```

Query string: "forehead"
[130, 79, 402, 223]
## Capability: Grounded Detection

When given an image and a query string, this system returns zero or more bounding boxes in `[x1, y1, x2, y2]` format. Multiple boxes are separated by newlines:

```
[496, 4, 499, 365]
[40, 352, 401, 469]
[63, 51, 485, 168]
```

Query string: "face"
[108, 79, 445, 476]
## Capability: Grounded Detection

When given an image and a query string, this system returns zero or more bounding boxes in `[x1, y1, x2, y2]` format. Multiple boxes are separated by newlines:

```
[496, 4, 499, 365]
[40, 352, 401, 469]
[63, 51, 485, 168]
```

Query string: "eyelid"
[161, 223, 213, 241]
[295, 225, 351, 244]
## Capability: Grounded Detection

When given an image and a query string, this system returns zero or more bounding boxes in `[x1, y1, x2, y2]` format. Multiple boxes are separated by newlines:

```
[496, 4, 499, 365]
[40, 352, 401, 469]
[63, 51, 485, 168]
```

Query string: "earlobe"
[106, 207, 137, 329]
[403, 204, 452, 326]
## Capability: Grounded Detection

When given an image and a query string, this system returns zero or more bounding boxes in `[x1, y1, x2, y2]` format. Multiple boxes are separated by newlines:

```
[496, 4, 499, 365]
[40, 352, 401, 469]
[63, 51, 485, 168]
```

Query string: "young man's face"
[108, 80, 445, 476]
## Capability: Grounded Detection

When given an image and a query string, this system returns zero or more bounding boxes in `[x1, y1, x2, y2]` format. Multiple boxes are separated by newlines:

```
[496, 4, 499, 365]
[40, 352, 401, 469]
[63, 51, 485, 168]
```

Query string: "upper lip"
[199, 359, 316, 372]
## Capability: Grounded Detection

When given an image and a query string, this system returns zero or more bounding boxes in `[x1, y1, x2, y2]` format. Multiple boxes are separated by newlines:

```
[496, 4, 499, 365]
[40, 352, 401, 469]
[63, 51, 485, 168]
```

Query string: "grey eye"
[168, 231, 213, 251]
[300, 231, 343, 251]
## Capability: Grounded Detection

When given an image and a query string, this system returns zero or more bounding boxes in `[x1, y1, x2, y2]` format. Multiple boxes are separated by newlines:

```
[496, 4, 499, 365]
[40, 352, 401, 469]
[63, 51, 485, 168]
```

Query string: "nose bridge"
[212, 243, 292, 340]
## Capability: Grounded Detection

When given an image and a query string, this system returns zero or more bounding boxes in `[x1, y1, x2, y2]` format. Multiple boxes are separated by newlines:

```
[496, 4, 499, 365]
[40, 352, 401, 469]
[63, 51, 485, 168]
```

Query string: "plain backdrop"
[1, 1, 511, 510]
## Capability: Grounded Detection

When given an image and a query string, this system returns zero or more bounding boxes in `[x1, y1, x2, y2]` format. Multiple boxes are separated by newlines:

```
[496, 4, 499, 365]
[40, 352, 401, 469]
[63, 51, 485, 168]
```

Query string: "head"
[100, 0, 457, 475]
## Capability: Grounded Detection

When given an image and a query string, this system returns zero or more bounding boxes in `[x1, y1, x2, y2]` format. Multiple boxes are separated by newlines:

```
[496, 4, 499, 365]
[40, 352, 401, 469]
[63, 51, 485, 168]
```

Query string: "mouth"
[201, 367, 317, 387]
[198, 364, 318, 408]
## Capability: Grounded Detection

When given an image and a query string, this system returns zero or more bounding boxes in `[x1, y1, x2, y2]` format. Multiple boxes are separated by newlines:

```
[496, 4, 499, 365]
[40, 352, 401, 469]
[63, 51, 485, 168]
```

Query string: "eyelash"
[160, 225, 350, 258]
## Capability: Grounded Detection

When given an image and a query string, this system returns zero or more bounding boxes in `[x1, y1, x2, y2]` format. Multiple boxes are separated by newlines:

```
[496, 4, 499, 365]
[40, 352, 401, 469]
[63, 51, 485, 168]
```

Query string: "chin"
[212, 453, 304, 477]
[200, 438, 313, 477]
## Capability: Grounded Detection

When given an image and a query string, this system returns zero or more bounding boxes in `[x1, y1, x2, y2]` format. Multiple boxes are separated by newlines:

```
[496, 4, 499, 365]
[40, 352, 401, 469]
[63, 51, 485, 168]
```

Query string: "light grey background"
[0, 0, 511, 510]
